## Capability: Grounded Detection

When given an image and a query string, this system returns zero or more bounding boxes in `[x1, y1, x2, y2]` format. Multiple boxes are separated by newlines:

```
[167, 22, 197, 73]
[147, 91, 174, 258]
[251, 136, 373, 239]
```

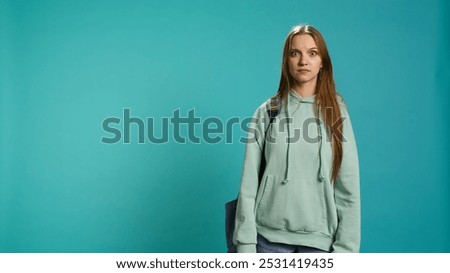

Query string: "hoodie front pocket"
[256, 175, 325, 232]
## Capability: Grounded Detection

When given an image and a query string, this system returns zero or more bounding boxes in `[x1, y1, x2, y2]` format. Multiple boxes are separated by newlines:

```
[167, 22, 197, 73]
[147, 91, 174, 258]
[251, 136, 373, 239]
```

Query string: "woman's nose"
[298, 55, 307, 66]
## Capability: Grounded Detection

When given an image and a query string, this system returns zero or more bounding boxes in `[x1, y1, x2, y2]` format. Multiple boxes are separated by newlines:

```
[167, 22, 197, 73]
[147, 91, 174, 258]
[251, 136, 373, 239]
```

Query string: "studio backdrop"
[1, 0, 449, 252]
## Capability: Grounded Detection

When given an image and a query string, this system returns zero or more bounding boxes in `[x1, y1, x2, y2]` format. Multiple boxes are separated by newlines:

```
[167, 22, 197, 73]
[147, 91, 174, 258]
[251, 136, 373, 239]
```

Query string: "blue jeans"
[256, 234, 329, 253]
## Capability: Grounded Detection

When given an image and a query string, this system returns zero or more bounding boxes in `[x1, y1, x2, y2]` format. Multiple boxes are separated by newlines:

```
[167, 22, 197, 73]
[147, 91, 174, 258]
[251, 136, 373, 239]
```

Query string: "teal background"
[1, 0, 449, 252]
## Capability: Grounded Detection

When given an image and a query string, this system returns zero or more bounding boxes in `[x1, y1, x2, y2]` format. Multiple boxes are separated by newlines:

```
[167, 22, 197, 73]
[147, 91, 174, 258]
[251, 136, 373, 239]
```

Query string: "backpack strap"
[258, 97, 281, 183]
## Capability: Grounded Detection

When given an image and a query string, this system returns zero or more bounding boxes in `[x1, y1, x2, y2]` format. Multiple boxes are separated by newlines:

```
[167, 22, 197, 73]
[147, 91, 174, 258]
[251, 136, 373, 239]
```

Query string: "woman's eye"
[290, 51, 299, 57]
[309, 51, 318, 56]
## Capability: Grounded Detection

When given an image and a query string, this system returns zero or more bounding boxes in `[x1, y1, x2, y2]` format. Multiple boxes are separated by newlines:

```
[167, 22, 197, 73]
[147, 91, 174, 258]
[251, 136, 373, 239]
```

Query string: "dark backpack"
[225, 98, 281, 253]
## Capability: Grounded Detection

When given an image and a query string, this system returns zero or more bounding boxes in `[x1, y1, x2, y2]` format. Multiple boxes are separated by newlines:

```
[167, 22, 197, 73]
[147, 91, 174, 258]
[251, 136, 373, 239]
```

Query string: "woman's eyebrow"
[290, 47, 318, 51]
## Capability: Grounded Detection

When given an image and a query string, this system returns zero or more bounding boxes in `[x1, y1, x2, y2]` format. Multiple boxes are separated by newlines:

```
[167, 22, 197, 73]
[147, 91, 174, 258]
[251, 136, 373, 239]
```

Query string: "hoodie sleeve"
[233, 103, 267, 253]
[332, 105, 361, 252]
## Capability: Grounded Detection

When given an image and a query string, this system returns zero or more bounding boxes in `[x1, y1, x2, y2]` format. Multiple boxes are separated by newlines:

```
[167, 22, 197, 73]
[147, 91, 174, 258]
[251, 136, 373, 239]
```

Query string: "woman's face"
[288, 34, 323, 90]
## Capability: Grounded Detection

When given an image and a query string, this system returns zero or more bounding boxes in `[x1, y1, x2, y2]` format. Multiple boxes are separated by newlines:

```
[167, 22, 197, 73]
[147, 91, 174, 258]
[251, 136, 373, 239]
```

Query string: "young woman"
[233, 25, 360, 253]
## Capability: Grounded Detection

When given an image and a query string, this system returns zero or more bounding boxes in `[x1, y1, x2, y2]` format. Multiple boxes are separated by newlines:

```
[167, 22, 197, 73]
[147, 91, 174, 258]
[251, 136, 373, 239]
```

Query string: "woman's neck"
[292, 81, 317, 97]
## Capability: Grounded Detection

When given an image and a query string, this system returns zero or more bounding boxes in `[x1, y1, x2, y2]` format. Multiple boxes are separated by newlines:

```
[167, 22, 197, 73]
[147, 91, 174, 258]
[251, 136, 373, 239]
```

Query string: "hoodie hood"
[289, 89, 317, 103]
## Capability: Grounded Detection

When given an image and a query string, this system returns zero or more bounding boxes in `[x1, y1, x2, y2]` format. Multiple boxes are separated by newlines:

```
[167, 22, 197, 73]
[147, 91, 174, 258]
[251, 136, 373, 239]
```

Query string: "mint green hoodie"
[233, 90, 360, 253]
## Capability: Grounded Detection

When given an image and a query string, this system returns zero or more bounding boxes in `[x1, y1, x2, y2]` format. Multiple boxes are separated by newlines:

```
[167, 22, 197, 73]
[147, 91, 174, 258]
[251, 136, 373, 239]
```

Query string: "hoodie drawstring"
[316, 104, 326, 183]
[281, 91, 326, 184]
[282, 98, 291, 184]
